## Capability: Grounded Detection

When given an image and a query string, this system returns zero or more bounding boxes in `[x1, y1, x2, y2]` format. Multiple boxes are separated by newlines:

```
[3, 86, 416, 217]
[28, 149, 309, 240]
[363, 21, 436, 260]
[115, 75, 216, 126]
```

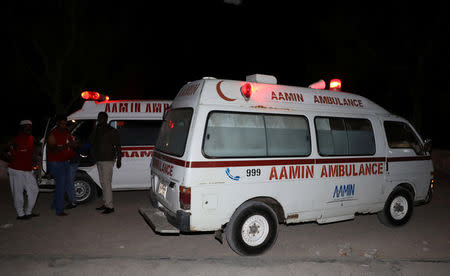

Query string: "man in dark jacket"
[92, 112, 121, 214]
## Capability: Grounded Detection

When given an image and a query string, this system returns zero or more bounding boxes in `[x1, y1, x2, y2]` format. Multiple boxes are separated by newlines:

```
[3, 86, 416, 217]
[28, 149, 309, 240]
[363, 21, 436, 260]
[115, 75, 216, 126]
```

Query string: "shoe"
[96, 205, 106, 211]
[56, 212, 68, 216]
[102, 208, 114, 214]
[65, 203, 77, 209]
[17, 215, 31, 220]
[25, 213, 40, 219]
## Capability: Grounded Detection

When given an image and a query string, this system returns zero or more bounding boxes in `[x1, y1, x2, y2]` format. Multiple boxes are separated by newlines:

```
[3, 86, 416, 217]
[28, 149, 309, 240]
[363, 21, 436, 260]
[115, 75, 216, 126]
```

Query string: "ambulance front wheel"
[226, 201, 278, 256]
[74, 174, 97, 204]
[378, 187, 413, 227]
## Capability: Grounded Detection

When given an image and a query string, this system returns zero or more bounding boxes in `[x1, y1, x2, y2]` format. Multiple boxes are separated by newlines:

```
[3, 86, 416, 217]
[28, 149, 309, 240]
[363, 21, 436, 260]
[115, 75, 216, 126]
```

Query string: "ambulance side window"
[315, 117, 375, 156]
[265, 115, 310, 156]
[203, 112, 310, 158]
[70, 120, 96, 144]
[204, 112, 266, 157]
[70, 120, 96, 164]
[384, 121, 423, 155]
[110, 120, 162, 146]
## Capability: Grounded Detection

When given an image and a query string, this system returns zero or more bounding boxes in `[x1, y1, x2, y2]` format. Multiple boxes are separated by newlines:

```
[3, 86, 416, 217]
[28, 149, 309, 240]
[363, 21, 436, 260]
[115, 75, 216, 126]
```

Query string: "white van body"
[140, 75, 433, 255]
[39, 99, 171, 203]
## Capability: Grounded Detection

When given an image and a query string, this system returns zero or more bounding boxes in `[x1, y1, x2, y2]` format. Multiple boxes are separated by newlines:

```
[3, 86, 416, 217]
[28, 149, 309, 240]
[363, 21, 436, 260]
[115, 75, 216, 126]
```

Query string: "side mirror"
[423, 139, 432, 153]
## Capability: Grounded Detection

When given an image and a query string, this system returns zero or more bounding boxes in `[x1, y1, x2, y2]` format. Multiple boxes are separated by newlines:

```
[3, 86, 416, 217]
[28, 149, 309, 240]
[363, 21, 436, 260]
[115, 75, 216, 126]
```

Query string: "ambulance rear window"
[155, 108, 193, 157]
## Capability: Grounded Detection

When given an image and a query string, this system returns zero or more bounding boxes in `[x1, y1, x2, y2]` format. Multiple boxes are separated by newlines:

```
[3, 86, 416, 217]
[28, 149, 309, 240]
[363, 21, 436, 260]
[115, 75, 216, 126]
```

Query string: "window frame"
[109, 119, 163, 147]
[383, 120, 424, 155]
[202, 111, 311, 159]
[155, 108, 194, 157]
[314, 116, 376, 157]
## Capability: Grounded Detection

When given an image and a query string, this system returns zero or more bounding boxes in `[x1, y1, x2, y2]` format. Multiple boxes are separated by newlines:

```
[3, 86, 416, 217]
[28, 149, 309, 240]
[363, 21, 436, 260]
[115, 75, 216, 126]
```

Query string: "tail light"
[179, 185, 191, 210]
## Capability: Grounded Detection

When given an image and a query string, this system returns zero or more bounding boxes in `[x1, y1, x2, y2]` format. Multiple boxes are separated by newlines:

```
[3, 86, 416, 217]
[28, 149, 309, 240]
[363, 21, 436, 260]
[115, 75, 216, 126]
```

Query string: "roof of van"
[173, 78, 391, 116]
[68, 100, 172, 121]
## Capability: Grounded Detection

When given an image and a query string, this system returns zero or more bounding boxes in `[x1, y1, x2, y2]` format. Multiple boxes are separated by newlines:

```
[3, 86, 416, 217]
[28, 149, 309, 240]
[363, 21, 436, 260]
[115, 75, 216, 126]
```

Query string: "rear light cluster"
[179, 185, 191, 210]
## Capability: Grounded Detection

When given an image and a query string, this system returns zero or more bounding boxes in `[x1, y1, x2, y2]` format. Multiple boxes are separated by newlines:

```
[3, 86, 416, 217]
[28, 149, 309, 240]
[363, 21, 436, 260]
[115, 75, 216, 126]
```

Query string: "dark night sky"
[4, 0, 450, 148]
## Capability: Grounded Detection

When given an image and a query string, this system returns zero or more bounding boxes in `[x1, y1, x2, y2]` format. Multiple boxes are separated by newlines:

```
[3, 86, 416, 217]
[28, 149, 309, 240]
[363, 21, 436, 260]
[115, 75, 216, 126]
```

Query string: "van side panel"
[186, 110, 389, 230]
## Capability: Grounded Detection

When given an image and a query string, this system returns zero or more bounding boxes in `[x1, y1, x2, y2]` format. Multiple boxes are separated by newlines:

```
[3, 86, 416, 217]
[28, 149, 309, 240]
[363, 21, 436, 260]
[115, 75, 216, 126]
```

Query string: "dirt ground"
[0, 171, 449, 275]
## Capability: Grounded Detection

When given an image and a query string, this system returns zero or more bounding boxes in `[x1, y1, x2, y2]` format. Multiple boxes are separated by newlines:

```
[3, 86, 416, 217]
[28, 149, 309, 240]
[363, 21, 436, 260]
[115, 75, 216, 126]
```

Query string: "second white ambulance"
[39, 93, 171, 204]
[140, 74, 433, 255]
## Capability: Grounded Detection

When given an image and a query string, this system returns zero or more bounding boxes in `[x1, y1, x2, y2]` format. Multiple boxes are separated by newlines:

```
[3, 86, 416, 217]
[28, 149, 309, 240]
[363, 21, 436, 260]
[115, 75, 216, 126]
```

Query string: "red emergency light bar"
[240, 83, 253, 100]
[329, 79, 342, 91]
[81, 91, 109, 101]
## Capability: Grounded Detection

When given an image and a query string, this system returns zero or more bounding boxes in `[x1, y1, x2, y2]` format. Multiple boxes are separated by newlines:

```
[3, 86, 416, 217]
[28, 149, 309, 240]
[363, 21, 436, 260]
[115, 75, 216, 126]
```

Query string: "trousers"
[48, 161, 71, 214]
[8, 168, 39, 217]
[67, 162, 79, 204]
[97, 161, 114, 208]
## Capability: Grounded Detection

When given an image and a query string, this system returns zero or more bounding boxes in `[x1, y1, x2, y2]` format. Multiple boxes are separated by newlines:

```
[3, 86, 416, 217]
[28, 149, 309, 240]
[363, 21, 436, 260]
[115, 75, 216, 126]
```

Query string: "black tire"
[226, 201, 278, 256]
[424, 186, 433, 204]
[378, 187, 413, 227]
[74, 174, 97, 204]
[149, 189, 159, 208]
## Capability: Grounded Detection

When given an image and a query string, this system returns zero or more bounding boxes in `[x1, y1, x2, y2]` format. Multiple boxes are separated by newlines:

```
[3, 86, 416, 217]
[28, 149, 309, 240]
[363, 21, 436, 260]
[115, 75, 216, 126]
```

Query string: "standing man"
[7, 120, 40, 220]
[92, 112, 121, 214]
[47, 115, 77, 216]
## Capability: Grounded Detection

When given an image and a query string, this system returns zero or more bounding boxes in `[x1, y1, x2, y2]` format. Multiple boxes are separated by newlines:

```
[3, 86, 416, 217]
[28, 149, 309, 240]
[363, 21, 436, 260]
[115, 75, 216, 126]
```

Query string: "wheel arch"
[76, 170, 101, 190]
[242, 196, 285, 224]
[75, 170, 102, 198]
[395, 182, 416, 200]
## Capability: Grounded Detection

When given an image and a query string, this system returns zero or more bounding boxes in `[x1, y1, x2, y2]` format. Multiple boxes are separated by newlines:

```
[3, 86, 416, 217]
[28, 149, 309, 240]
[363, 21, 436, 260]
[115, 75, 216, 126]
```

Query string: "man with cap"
[6, 120, 40, 220]
[47, 115, 77, 216]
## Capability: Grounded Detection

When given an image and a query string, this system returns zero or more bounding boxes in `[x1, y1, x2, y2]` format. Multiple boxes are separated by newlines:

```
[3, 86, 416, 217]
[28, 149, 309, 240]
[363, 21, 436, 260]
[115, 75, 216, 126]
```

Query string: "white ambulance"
[39, 93, 171, 204]
[139, 74, 434, 256]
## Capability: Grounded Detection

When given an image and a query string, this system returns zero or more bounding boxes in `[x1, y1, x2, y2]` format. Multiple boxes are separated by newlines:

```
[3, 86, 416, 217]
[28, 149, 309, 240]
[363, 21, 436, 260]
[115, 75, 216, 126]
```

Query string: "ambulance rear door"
[110, 120, 162, 189]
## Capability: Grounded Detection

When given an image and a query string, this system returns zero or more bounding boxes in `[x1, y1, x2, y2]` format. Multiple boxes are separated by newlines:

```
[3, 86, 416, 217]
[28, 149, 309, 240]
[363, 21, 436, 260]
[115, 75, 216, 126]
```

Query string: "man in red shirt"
[47, 115, 77, 216]
[7, 120, 40, 220]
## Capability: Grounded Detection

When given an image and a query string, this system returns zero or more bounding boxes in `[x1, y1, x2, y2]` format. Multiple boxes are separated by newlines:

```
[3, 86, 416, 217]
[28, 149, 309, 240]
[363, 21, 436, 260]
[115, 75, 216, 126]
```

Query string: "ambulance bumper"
[139, 203, 190, 234]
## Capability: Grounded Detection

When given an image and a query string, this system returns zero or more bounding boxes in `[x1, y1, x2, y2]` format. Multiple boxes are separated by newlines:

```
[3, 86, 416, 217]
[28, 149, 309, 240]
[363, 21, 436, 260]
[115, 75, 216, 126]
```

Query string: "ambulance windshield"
[155, 108, 193, 157]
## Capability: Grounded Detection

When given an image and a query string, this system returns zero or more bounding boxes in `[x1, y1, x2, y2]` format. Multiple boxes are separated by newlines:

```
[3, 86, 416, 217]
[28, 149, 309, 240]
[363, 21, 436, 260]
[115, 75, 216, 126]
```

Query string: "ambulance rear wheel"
[226, 201, 278, 256]
[74, 175, 97, 204]
[378, 187, 413, 227]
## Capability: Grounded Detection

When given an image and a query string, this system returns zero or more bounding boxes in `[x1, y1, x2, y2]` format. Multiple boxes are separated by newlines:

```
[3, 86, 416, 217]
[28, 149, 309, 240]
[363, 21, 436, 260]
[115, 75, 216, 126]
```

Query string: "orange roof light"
[81, 91, 109, 101]
[330, 79, 342, 91]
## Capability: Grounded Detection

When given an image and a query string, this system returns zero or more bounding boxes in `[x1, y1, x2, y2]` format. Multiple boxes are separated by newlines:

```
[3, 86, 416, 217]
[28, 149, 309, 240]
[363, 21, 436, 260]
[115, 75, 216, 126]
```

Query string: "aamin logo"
[333, 184, 355, 198]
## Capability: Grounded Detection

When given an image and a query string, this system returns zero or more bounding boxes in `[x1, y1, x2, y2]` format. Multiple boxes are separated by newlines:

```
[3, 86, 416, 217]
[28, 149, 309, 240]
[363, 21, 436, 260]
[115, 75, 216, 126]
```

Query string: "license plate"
[158, 182, 168, 198]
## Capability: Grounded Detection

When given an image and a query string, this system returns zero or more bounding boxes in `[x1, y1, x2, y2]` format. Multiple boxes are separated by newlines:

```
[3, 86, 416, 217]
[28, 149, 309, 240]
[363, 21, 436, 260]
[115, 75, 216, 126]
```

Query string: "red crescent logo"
[216, 81, 236, 101]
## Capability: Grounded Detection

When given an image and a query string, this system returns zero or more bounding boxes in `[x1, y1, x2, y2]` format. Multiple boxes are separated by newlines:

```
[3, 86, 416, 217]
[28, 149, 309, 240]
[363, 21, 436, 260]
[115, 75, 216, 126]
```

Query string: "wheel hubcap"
[390, 196, 408, 220]
[74, 180, 91, 202]
[241, 215, 269, 246]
